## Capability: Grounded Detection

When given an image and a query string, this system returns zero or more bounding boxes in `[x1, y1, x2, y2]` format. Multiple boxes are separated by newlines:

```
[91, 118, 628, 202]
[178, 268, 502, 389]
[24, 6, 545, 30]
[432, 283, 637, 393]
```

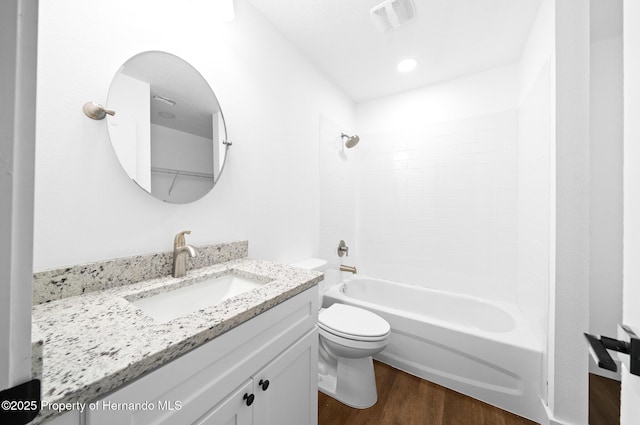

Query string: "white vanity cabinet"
[251, 330, 317, 425]
[84, 287, 318, 425]
[193, 380, 253, 425]
[196, 331, 317, 425]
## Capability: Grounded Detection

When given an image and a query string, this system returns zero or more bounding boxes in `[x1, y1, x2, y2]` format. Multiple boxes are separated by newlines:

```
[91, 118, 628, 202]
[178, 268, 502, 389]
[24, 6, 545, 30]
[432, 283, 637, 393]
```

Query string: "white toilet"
[292, 258, 391, 409]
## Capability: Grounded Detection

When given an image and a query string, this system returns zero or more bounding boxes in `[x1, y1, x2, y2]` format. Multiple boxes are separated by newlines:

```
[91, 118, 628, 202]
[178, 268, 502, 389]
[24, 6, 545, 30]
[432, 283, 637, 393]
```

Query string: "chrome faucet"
[172, 230, 197, 278]
[337, 240, 349, 257]
[340, 264, 357, 274]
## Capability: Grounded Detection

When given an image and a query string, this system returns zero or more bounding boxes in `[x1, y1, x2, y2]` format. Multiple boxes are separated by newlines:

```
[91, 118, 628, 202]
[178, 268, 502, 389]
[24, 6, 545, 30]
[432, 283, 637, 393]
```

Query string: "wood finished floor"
[318, 361, 536, 425]
[318, 362, 622, 425]
[589, 373, 620, 425]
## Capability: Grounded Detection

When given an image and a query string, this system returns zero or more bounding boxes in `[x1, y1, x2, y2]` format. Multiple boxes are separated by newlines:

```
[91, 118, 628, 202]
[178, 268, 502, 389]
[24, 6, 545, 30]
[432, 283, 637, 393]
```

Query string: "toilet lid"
[318, 304, 390, 339]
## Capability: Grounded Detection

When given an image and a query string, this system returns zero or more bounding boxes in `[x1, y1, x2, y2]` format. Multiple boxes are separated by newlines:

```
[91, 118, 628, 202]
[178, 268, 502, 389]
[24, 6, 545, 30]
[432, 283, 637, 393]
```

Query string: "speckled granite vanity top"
[31, 243, 321, 423]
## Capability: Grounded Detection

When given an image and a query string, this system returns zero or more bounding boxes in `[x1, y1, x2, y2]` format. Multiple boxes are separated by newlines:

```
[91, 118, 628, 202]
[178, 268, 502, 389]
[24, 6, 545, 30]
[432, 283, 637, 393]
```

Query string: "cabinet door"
[252, 329, 318, 425]
[194, 380, 253, 425]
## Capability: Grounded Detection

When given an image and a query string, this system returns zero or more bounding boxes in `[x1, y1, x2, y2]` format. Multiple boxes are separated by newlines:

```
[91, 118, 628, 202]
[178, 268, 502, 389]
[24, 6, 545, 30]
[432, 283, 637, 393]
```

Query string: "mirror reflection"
[106, 51, 228, 204]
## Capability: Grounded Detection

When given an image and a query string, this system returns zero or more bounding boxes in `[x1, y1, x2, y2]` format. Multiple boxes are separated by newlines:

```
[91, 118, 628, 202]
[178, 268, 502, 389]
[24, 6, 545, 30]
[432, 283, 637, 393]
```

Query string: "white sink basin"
[129, 273, 268, 323]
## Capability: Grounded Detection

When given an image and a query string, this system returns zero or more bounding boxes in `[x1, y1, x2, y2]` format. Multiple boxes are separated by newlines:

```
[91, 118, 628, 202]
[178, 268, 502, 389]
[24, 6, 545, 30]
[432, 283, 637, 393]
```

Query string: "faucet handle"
[174, 230, 191, 248]
[337, 240, 349, 257]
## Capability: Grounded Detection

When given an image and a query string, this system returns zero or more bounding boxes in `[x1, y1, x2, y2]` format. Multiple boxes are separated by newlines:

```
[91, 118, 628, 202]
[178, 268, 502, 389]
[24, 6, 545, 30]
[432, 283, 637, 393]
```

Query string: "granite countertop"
[31, 257, 322, 423]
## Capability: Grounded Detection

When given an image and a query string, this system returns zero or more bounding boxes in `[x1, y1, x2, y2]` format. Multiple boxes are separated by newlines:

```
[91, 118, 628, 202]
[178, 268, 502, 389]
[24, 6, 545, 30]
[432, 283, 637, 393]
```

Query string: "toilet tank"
[291, 258, 328, 272]
[291, 258, 340, 304]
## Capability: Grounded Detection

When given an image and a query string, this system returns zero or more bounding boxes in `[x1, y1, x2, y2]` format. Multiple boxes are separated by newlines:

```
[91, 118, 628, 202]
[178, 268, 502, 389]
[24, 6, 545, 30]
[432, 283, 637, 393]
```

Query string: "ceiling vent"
[370, 0, 416, 33]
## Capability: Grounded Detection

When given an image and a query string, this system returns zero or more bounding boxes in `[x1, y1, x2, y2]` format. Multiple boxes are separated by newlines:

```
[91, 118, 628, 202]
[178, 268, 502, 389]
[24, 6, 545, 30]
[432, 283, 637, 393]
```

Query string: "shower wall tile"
[356, 109, 519, 302]
[318, 114, 357, 275]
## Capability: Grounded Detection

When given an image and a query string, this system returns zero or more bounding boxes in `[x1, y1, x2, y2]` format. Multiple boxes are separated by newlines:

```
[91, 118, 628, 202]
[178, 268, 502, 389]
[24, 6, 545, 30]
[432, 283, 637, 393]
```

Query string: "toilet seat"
[319, 304, 390, 342]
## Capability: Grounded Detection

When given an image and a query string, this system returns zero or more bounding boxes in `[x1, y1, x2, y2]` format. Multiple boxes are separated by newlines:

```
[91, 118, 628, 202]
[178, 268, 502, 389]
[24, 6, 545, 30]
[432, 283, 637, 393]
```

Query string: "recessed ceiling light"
[397, 58, 417, 73]
[158, 111, 176, 119]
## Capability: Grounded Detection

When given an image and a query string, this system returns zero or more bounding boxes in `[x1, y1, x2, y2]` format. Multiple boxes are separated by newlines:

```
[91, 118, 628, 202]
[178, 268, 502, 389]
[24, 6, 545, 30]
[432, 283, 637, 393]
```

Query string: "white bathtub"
[322, 275, 542, 422]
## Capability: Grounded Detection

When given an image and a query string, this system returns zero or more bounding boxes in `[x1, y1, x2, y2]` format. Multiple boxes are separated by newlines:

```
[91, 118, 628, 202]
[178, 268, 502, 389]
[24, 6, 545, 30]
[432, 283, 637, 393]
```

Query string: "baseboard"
[539, 399, 582, 425]
[539, 400, 562, 425]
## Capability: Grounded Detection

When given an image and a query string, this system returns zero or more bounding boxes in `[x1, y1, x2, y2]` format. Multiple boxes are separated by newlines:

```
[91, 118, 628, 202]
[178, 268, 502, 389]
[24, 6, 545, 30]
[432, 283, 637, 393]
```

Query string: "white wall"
[34, 0, 355, 271]
[0, 0, 38, 390]
[517, 0, 553, 407]
[517, 60, 551, 350]
[622, 1, 640, 422]
[317, 114, 357, 290]
[549, 0, 590, 423]
[357, 65, 520, 134]
[589, 35, 623, 379]
[518, 2, 590, 423]
[354, 65, 520, 301]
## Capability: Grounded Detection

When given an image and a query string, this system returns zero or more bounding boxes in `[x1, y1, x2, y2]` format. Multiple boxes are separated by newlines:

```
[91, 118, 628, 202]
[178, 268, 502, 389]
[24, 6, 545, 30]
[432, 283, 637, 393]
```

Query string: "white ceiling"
[248, 0, 543, 103]
[247, 0, 623, 103]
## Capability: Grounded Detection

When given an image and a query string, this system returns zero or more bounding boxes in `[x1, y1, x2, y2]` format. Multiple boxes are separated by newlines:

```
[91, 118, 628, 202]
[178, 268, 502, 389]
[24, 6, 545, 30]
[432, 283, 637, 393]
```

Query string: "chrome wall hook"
[82, 102, 115, 120]
[585, 324, 640, 375]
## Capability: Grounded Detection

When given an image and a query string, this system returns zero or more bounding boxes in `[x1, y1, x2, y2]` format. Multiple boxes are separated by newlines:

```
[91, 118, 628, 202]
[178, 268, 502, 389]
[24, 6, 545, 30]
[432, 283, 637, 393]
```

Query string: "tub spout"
[340, 264, 357, 274]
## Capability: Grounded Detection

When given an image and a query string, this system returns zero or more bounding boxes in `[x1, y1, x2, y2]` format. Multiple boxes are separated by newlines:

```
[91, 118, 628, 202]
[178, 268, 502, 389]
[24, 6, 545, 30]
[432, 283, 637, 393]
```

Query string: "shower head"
[341, 133, 360, 149]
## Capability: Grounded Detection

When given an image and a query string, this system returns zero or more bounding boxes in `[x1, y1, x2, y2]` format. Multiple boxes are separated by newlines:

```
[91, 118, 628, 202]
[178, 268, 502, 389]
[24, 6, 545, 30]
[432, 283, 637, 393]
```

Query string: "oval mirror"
[106, 51, 228, 204]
